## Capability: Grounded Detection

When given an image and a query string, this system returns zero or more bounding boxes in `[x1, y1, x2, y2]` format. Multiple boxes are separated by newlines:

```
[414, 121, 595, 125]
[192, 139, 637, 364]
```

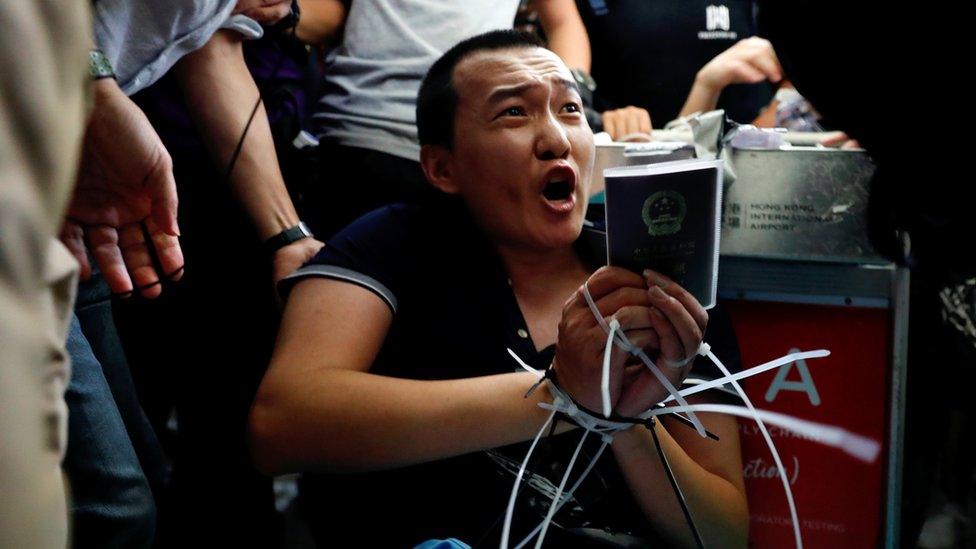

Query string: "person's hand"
[820, 131, 861, 149]
[553, 267, 699, 417]
[601, 106, 652, 141]
[613, 270, 708, 417]
[695, 37, 783, 94]
[65, 79, 183, 298]
[272, 237, 324, 286]
[234, 0, 293, 25]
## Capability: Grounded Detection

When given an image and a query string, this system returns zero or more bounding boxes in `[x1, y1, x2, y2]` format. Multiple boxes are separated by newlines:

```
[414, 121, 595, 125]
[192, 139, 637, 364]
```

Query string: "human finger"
[643, 269, 708, 333]
[118, 224, 161, 299]
[87, 225, 133, 296]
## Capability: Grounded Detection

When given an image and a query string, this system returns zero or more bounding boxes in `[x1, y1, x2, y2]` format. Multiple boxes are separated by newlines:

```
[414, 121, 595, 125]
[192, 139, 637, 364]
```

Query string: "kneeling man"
[250, 30, 748, 548]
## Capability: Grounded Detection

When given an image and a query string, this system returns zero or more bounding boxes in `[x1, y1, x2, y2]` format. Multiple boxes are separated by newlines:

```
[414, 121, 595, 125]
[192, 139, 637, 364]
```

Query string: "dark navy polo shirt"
[281, 198, 743, 547]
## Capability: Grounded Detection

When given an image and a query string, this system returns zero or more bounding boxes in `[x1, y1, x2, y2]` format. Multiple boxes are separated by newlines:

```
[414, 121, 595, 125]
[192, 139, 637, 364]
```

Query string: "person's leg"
[75, 269, 168, 502]
[63, 314, 156, 549]
[111, 88, 282, 543]
[156, 161, 281, 547]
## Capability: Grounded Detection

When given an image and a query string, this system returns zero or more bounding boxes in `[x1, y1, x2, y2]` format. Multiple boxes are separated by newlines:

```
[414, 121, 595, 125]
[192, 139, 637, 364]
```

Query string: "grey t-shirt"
[314, 0, 521, 161]
[93, 0, 262, 95]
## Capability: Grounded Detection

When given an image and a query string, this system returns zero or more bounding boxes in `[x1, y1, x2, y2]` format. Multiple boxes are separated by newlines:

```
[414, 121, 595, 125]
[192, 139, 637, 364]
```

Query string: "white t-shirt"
[314, 0, 521, 161]
[93, 0, 262, 95]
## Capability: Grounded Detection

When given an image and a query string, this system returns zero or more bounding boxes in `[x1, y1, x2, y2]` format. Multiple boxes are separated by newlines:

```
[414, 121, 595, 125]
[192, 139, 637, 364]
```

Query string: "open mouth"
[539, 166, 578, 214]
[542, 179, 573, 201]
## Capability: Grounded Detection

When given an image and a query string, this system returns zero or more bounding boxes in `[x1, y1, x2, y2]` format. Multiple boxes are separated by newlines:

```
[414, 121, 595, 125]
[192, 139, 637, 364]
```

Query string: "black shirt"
[577, 0, 774, 124]
[282, 199, 742, 547]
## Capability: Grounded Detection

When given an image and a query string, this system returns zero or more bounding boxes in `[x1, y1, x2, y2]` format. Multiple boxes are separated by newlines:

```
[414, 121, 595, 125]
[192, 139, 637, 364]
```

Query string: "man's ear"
[420, 144, 460, 194]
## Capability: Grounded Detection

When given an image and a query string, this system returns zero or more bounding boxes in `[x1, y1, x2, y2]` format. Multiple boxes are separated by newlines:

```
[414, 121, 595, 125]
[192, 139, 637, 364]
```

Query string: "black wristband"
[264, 221, 312, 254]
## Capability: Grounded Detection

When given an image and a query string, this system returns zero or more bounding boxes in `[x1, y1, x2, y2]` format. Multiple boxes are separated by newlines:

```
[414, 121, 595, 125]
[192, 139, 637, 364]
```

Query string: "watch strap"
[264, 221, 313, 254]
[89, 49, 115, 80]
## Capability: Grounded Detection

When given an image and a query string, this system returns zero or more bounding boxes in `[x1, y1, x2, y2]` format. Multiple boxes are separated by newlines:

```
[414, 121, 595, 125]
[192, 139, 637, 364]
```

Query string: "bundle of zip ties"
[500, 282, 882, 549]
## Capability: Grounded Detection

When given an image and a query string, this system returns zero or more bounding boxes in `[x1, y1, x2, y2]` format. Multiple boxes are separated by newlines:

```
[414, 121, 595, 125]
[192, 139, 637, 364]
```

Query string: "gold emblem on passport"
[642, 190, 687, 236]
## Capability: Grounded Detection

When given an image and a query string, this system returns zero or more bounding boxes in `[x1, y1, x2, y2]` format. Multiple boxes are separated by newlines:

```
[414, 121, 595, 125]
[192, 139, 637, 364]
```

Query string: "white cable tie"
[634, 348, 708, 438]
[500, 410, 557, 549]
[543, 382, 634, 433]
[581, 281, 610, 332]
[534, 430, 590, 549]
[507, 348, 544, 378]
[580, 283, 707, 438]
[663, 354, 696, 369]
[601, 318, 619, 418]
[515, 441, 611, 549]
[663, 341, 713, 369]
[704, 349, 803, 549]
[647, 402, 880, 463]
[661, 349, 831, 404]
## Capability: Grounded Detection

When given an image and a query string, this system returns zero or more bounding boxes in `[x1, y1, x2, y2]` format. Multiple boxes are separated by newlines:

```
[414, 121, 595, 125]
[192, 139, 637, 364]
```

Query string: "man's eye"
[498, 106, 526, 118]
[562, 102, 582, 114]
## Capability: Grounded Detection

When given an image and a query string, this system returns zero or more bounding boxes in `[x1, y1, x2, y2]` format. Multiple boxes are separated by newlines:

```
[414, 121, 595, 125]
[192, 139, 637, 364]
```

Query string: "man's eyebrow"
[556, 77, 582, 97]
[486, 82, 537, 105]
[485, 77, 581, 105]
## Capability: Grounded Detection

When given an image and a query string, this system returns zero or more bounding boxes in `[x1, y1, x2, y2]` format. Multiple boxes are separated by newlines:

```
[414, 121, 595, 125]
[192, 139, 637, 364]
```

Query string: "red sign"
[723, 300, 890, 548]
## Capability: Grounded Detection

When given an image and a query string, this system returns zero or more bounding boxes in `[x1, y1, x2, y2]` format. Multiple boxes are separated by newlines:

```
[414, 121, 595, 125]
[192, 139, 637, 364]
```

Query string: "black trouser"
[302, 143, 433, 240]
[115, 82, 282, 548]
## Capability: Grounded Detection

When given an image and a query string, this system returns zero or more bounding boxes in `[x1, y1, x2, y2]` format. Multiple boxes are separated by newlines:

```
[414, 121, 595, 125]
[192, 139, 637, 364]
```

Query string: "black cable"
[221, 90, 265, 185]
[648, 419, 705, 549]
[221, 6, 299, 186]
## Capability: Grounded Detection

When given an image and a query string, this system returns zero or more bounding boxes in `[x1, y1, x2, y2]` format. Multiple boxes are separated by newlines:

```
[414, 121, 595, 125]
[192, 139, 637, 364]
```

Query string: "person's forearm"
[679, 74, 722, 118]
[174, 29, 299, 241]
[612, 422, 748, 548]
[537, 0, 591, 72]
[547, 29, 590, 72]
[250, 368, 571, 475]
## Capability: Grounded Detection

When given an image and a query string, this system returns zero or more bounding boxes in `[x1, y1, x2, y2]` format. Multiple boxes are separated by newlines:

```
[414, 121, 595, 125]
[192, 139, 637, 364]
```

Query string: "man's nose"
[534, 113, 571, 161]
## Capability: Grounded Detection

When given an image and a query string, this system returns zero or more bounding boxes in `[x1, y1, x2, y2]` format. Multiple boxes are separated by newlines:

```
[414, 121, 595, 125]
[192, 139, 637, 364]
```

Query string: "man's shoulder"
[318, 198, 476, 272]
[330, 201, 445, 248]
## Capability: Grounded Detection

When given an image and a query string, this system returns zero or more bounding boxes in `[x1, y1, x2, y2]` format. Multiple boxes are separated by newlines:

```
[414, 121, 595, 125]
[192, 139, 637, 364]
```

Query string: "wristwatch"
[264, 221, 313, 254]
[89, 49, 115, 80]
[570, 68, 597, 108]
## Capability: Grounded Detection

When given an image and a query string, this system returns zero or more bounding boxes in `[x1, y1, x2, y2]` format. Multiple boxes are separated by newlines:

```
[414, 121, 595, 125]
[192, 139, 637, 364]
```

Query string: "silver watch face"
[572, 69, 596, 92]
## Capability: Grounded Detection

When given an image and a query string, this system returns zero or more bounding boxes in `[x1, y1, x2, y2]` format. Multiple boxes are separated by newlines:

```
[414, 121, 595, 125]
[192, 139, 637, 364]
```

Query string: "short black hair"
[417, 29, 545, 149]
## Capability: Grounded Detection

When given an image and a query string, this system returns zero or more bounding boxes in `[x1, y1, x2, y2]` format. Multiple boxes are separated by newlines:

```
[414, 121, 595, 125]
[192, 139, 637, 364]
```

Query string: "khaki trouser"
[0, 1, 90, 546]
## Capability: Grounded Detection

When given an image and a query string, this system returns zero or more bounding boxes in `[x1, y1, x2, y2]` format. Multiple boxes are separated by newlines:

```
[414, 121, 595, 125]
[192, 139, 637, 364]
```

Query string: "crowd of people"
[2, 1, 963, 548]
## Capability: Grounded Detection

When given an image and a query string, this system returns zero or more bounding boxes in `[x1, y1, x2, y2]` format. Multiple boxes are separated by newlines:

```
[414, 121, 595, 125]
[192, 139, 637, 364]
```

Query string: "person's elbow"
[711, 483, 749, 549]
[248, 379, 293, 476]
[727, 497, 750, 549]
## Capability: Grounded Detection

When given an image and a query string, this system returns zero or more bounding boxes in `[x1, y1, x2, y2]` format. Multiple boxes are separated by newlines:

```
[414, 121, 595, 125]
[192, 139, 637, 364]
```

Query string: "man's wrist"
[693, 70, 725, 96]
[610, 421, 650, 454]
[265, 221, 313, 254]
[531, 379, 578, 435]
